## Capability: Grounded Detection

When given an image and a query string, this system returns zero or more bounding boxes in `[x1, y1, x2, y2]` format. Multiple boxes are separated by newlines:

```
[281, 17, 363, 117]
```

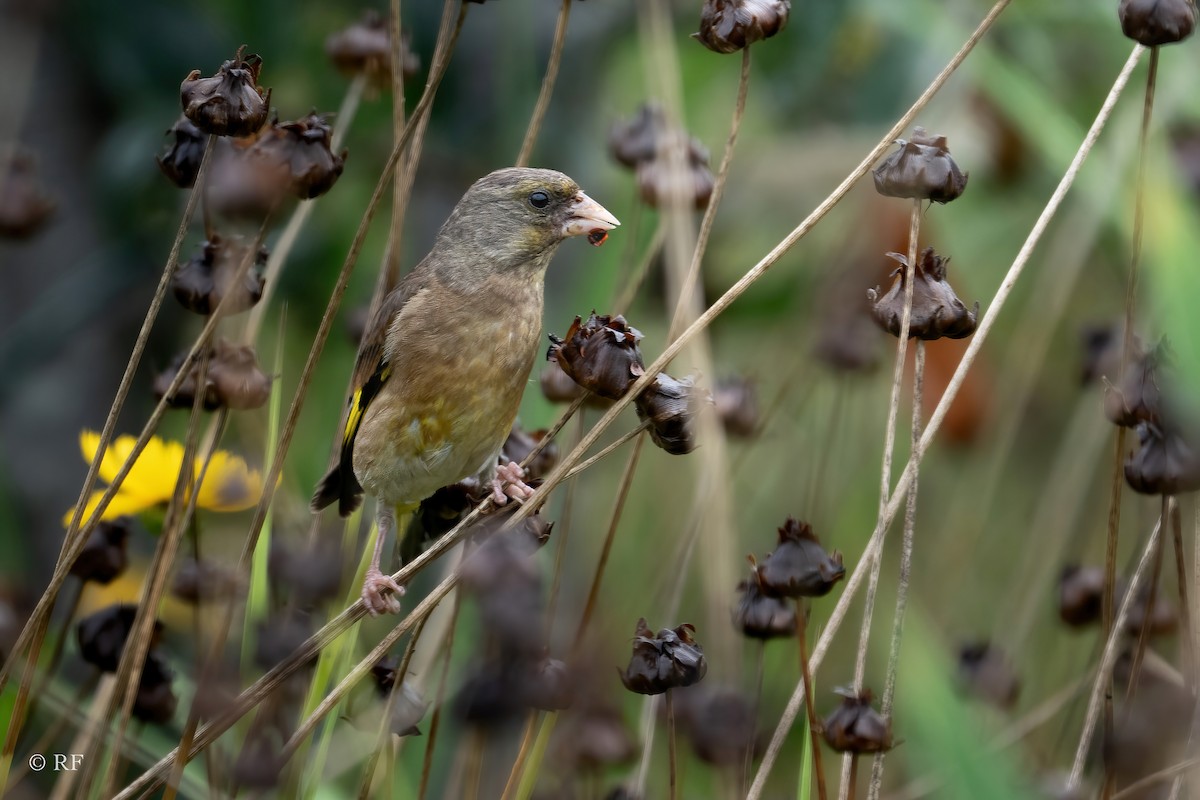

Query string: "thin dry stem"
[798, 601, 829, 800]
[747, 43, 1144, 799]
[418, 589, 463, 800]
[667, 688, 678, 800]
[515, 0, 571, 167]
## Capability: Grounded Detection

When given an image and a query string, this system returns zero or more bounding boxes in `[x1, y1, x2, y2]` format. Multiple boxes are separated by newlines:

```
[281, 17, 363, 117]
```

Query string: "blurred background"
[2, 0, 1200, 797]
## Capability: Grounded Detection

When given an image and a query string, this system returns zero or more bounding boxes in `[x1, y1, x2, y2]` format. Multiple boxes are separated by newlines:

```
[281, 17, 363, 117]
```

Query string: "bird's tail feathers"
[310, 462, 364, 517]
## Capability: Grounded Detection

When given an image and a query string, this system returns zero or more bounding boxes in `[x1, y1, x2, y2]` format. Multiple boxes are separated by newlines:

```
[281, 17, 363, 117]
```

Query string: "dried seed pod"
[326, 10, 421, 87]
[619, 618, 707, 695]
[539, 360, 613, 408]
[232, 732, 284, 789]
[180, 48, 271, 137]
[76, 604, 163, 672]
[609, 104, 667, 169]
[503, 422, 559, 482]
[172, 235, 268, 316]
[132, 651, 177, 724]
[269, 536, 345, 607]
[548, 313, 646, 400]
[205, 139, 288, 221]
[714, 376, 759, 437]
[1126, 575, 1180, 636]
[254, 609, 316, 672]
[694, 0, 790, 54]
[401, 482, 478, 564]
[171, 558, 244, 604]
[732, 571, 797, 639]
[674, 684, 761, 765]
[1104, 344, 1163, 427]
[636, 136, 715, 211]
[0, 149, 55, 238]
[869, 248, 978, 340]
[1080, 323, 1123, 386]
[153, 350, 220, 411]
[1119, 0, 1196, 46]
[956, 641, 1020, 710]
[873, 127, 968, 204]
[208, 339, 271, 409]
[1058, 565, 1106, 628]
[156, 115, 207, 188]
[822, 687, 893, 754]
[756, 518, 845, 598]
[248, 112, 346, 199]
[635, 373, 706, 455]
[1125, 421, 1200, 495]
[526, 656, 573, 711]
[70, 517, 132, 585]
[555, 705, 638, 770]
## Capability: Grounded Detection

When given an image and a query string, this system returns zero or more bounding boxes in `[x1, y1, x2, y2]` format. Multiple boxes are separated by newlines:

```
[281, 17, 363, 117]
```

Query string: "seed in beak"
[588, 230, 608, 247]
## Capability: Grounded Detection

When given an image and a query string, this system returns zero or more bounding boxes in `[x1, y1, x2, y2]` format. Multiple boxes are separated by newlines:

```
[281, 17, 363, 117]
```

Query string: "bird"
[311, 167, 619, 615]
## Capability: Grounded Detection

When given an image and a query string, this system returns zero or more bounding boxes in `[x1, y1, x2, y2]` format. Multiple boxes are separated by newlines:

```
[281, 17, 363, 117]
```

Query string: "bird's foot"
[361, 567, 405, 617]
[490, 461, 534, 505]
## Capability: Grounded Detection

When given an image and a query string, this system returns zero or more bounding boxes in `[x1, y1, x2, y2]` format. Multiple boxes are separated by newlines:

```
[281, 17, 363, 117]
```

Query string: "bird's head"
[434, 167, 620, 281]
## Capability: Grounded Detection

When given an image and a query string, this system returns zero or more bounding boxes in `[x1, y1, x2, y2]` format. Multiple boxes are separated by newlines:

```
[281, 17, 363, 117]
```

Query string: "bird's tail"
[310, 461, 364, 518]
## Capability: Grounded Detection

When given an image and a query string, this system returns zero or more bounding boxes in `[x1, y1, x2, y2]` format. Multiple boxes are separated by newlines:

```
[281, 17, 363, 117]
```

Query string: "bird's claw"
[362, 567, 405, 617]
[491, 461, 534, 505]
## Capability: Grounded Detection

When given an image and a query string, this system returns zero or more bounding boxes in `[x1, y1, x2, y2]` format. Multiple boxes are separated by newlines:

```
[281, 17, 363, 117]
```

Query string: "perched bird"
[311, 168, 619, 615]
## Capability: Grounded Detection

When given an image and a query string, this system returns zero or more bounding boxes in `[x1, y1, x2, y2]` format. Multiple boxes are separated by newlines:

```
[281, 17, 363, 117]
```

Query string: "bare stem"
[667, 689, 678, 800]
[798, 600, 829, 800]
[515, 0, 571, 167]
[418, 590, 463, 800]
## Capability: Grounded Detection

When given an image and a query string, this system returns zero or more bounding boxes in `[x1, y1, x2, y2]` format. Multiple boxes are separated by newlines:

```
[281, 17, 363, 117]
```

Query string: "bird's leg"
[489, 459, 535, 506]
[362, 503, 406, 616]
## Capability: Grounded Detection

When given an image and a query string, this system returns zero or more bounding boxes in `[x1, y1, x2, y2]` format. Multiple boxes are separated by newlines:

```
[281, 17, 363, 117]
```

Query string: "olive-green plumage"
[311, 167, 618, 615]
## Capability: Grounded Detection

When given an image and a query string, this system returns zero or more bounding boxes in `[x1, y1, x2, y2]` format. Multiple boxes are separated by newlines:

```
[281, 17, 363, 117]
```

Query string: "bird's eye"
[528, 190, 551, 209]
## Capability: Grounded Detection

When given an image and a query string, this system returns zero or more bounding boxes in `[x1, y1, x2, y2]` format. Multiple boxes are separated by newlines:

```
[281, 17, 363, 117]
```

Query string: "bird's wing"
[311, 272, 428, 516]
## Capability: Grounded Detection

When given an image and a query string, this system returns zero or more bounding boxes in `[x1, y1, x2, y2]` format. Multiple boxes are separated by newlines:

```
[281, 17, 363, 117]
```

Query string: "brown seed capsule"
[1104, 344, 1163, 428]
[714, 376, 759, 437]
[70, 517, 132, 585]
[636, 135, 715, 211]
[269, 536, 345, 607]
[732, 570, 798, 639]
[232, 732, 284, 789]
[539, 360, 614, 408]
[694, 0, 790, 54]
[1080, 323, 1124, 386]
[822, 687, 893, 754]
[609, 104, 668, 169]
[674, 684, 761, 765]
[1125, 421, 1200, 496]
[1058, 565, 1106, 627]
[956, 641, 1020, 710]
[526, 656, 574, 712]
[403, 482, 478, 564]
[132, 651, 177, 725]
[635, 373, 707, 455]
[76, 604, 164, 672]
[254, 609, 316, 672]
[869, 248, 979, 341]
[248, 112, 346, 199]
[180, 48, 271, 137]
[155, 339, 271, 411]
[153, 350, 220, 411]
[325, 10, 421, 88]
[756, 518, 845, 598]
[1119, 0, 1196, 45]
[0, 149, 55, 239]
[172, 235, 268, 316]
[503, 421, 559, 482]
[171, 558, 244, 604]
[556, 705, 638, 770]
[548, 313, 646, 400]
[205, 138, 288, 221]
[873, 127, 968, 204]
[619, 619, 708, 695]
[156, 116, 208, 189]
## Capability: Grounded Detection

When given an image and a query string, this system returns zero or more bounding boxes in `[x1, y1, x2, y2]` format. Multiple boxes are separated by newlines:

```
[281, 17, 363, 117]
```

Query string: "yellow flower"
[64, 430, 265, 526]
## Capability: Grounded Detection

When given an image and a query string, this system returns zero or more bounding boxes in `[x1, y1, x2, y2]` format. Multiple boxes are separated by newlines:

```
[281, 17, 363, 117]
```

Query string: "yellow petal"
[63, 489, 158, 527]
[195, 450, 264, 512]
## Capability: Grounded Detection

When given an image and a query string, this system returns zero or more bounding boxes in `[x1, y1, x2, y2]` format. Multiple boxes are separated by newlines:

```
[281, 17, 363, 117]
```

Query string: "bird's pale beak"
[562, 192, 620, 239]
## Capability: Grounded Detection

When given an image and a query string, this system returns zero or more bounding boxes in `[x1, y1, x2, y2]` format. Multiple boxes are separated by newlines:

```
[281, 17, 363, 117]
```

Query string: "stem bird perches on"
[515, 0, 571, 167]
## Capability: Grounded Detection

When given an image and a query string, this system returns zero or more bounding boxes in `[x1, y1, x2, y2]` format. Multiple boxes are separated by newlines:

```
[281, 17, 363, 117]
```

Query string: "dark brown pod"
[254, 609, 316, 672]
[1119, 0, 1196, 45]
[132, 651, 177, 725]
[956, 641, 1020, 710]
[171, 558, 244, 604]
[156, 116, 208, 189]
[822, 687, 893, 754]
[503, 422, 559, 482]
[609, 104, 667, 169]
[873, 127, 968, 203]
[548, 313, 646, 400]
[248, 112, 346, 199]
[70, 517, 132, 585]
[526, 656, 574, 712]
[1080, 323, 1123, 386]
[208, 339, 272, 409]
[232, 732, 284, 789]
[694, 0, 790, 54]
[674, 684, 761, 766]
[153, 350, 220, 411]
[756, 518, 845, 598]
[635, 373, 706, 455]
[1058, 565, 1106, 628]
[1104, 344, 1163, 428]
[732, 571, 797, 639]
[1125, 421, 1200, 495]
[325, 10, 421, 88]
[269, 536, 345, 607]
[539, 360, 614, 408]
[205, 138, 287, 221]
[869, 248, 978, 340]
[635, 136, 715, 211]
[714, 376, 759, 437]
[556, 705, 638, 770]
[0, 149, 55, 238]
[172, 235, 267, 316]
[180, 48, 271, 137]
[619, 619, 707, 695]
[76, 604, 163, 672]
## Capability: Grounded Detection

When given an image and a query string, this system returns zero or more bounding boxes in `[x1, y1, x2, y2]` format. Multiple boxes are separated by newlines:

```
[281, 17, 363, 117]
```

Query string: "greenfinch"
[311, 167, 619, 615]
